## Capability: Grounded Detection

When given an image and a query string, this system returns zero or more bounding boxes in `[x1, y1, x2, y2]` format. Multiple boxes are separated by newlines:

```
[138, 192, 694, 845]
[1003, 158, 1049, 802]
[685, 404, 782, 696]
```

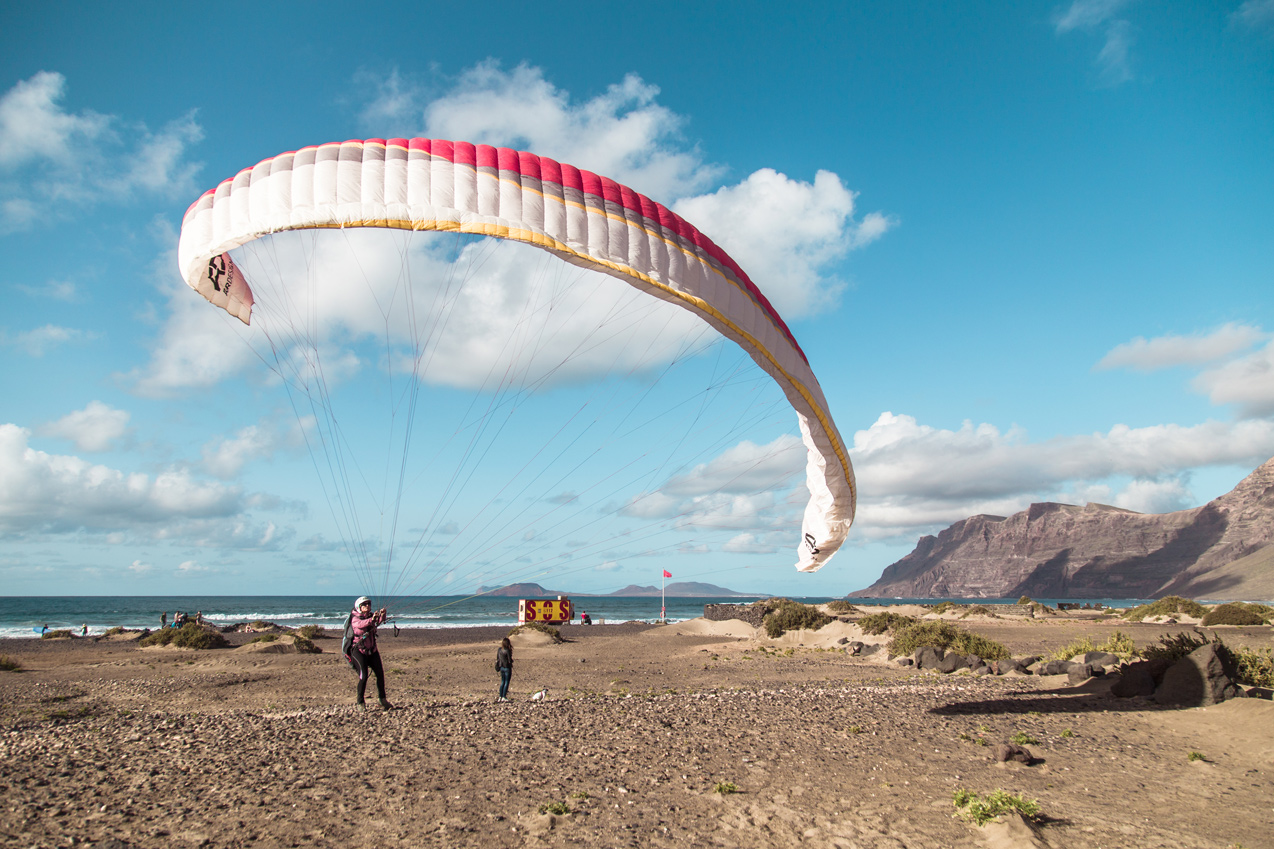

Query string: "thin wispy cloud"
[1054, 0, 1136, 86]
[1231, 0, 1274, 33]
[0, 72, 203, 232]
[1096, 323, 1267, 371]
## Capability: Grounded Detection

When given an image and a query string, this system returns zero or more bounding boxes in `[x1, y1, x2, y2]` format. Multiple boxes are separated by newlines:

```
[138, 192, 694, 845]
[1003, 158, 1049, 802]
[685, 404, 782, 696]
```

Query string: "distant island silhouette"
[475, 581, 768, 598]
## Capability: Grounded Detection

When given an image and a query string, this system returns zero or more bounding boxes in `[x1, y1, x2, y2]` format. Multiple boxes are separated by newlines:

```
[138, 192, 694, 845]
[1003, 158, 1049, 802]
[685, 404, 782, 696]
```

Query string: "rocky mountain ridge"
[851, 456, 1274, 600]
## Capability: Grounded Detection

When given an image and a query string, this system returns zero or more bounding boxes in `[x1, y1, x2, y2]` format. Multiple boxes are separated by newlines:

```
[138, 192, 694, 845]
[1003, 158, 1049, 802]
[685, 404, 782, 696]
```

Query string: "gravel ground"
[1, 614, 1271, 848]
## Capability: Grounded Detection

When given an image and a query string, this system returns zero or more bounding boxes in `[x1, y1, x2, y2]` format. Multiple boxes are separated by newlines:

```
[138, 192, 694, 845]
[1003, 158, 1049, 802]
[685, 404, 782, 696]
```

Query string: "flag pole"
[661, 570, 665, 622]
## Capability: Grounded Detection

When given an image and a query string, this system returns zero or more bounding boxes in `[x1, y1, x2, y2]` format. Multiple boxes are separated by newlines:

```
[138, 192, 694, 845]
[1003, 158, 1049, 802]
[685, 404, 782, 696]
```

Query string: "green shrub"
[1201, 603, 1267, 626]
[102, 626, 125, 636]
[40, 629, 74, 639]
[1009, 732, 1038, 745]
[952, 789, 1041, 826]
[930, 601, 956, 615]
[249, 620, 274, 631]
[1231, 646, 1274, 688]
[825, 600, 858, 614]
[249, 634, 279, 644]
[763, 599, 832, 638]
[1122, 596, 1208, 621]
[0, 655, 21, 672]
[887, 620, 1010, 660]
[510, 622, 563, 642]
[1051, 630, 1138, 661]
[292, 635, 320, 654]
[296, 624, 324, 639]
[713, 782, 739, 794]
[139, 623, 227, 649]
[858, 612, 916, 636]
[1016, 596, 1034, 605]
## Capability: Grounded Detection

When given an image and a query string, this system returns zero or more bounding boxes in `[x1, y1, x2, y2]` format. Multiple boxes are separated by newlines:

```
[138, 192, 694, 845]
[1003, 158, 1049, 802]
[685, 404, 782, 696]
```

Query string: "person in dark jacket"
[495, 637, 514, 702]
[350, 596, 393, 711]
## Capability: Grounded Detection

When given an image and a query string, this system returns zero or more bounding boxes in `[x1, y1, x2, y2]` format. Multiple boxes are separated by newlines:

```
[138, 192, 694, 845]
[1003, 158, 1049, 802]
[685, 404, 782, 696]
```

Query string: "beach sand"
[1, 609, 1271, 848]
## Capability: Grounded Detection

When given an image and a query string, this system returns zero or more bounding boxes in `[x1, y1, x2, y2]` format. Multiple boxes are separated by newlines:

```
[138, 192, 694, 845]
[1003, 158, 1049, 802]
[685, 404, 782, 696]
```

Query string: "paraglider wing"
[177, 138, 855, 570]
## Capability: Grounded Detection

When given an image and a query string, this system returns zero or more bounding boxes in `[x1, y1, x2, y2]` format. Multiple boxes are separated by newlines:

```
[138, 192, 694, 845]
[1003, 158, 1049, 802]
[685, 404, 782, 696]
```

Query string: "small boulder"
[993, 743, 1033, 764]
[896, 657, 914, 667]
[937, 653, 971, 674]
[1037, 659, 1071, 676]
[1077, 651, 1120, 668]
[913, 646, 945, 670]
[994, 657, 1026, 676]
[1067, 663, 1097, 685]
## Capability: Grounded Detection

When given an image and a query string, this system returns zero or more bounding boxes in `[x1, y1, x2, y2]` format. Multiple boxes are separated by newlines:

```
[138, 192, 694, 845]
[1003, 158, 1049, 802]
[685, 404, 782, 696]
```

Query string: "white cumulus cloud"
[39, 401, 130, 452]
[1096, 323, 1266, 371]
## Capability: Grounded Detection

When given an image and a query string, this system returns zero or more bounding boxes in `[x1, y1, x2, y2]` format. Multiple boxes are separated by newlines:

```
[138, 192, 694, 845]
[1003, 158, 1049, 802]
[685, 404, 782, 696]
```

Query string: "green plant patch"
[292, 636, 320, 653]
[296, 624, 324, 639]
[1051, 630, 1138, 661]
[952, 789, 1042, 827]
[713, 781, 739, 794]
[858, 612, 916, 636]
[825, 600, 859, 614]
[249, 634, 279, 644]
[1009, 732, 1038, 746]
[1231, 645, 1274, 688]
[763, 599, 832, 638]
[960, 605, 1000, 619]
[509, 622, 563, 642]
[139, 623, 228, 650]
[887, 620, 1010, 660]
[40, 629, 74, 640]
[538, 800, 571, 815]
[930, 601, 956, 616]
[0, 655, 22, 672]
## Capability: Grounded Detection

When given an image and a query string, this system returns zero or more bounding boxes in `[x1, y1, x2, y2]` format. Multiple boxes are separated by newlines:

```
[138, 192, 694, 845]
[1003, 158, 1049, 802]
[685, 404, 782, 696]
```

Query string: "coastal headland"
[1, 606, 1271, 848]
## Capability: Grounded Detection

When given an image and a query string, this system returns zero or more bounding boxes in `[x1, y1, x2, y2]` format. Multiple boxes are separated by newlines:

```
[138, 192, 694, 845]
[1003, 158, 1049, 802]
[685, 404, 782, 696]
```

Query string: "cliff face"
[852, 456, 1274, 600]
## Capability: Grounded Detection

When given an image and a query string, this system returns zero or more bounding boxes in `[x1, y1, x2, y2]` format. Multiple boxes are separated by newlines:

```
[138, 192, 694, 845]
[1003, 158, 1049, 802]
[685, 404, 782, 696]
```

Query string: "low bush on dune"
[510, 622, 563, 642]
[296, 624, 324, 639]
[0, 655, 21, 672]
[249, 634, 279, 644]
[825, 600, 858, 614]
[1016, 596, 1034, 605]
[1201, 603, 1269, 626]
[40, 629, 75, 639]
[858, 612, 916, 636]
[888, 620, 1010, 661]
[1121, 596, 1208, 621]
[292, 635, 321, 654]
[139, 623, 228, 649]
[960, 605, 1000, 619]
[1140, 630, 1210, 664]
[930, 601, 956, 616]
[102, 627, 126, 636]
[763, 599, 832, 638]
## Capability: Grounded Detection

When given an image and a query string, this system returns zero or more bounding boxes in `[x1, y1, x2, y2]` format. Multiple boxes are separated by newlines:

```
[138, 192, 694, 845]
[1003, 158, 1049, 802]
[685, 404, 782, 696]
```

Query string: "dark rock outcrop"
[851, 456, 1274, 600]
[1152, 644, 1245, 706]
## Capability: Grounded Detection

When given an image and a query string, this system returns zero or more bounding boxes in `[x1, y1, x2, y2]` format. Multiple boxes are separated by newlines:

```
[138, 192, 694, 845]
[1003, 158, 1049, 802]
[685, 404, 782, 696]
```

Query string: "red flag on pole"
[662, 570, 672, 578]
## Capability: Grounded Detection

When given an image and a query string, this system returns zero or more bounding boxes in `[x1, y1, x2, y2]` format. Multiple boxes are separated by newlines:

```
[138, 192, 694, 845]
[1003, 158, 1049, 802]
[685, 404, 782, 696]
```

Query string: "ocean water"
[0, 595, 1157, 639]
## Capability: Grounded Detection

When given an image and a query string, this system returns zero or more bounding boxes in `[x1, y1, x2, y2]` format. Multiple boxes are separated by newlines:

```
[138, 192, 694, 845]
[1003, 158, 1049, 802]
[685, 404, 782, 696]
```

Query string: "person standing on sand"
[495, 637, 514, 702]
[349, 596, 393, 711]
[161, 612, 167, 629]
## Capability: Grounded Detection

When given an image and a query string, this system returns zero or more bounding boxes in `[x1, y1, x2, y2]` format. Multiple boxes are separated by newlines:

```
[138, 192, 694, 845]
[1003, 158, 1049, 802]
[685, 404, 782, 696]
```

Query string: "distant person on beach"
[195, 611, 203, 626]
[40, 624, 48, 635]
[580, 611, 591, 625]
[495, 637, 514, 702]
[81, 624, 87, 636]
[349, 596, 392, 711]
[161, 612, 167, 629]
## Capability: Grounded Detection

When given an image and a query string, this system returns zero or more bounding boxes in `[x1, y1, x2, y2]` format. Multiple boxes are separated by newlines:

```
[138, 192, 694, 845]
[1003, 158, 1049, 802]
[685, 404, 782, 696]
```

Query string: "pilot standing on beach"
[349, 596, 393, 711]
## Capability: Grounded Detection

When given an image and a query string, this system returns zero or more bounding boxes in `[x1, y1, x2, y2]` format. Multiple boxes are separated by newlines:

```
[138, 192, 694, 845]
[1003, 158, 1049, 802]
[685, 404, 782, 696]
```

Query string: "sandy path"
[1, 615, 1270, 848]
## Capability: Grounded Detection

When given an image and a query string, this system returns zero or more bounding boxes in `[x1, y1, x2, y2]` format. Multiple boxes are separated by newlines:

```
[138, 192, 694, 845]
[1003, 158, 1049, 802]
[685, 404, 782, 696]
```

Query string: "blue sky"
[2, 1, 1272, 598]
